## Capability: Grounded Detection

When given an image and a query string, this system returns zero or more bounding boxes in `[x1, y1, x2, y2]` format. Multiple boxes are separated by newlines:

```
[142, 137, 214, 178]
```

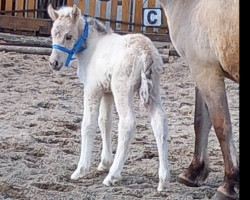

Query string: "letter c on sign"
[147, 10, 157, 24]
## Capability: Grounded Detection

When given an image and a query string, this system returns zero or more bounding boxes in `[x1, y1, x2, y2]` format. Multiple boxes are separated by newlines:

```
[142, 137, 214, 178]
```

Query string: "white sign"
[143, 8, 162, 27]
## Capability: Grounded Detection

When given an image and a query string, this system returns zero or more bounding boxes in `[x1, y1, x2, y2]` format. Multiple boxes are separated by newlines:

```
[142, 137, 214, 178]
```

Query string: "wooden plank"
[5, 0, 13, 15]
[147, 0, 156, 8]
[121, 0, 130, 31]
[78, 0, 85, 13]
[15, 0, 25, 34]
[4, 0, 13, 33]
[158, 12, 168, 34]
[16, 0, 25, 17]
[0, 15, 52, 34]
[0, 45, 51, 55]
[89, 0, 96, 16]
[146, 0, 156, 33]
[27, 0, 35, 18]
[67, 0, 74, 6]
[35, 0, 38, 18]
[110, 0, 118, 30]
[100, 1, 107, 23]
[0, 32, 52, 47]
[134, 0, 143, 33]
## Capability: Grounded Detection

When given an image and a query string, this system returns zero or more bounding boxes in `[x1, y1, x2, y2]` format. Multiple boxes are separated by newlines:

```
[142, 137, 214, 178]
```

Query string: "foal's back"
[92, 33, 162, 88]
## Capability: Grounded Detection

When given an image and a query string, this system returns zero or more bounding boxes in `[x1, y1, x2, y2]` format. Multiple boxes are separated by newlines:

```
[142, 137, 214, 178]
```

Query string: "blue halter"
[52, 19, 89, 67]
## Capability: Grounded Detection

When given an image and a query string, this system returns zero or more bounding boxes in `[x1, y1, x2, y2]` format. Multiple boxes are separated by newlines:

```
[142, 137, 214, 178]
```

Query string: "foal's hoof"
[177, 173, 199, 187]
[102, 175, 121, 186]
[157, 178, 170, 192]
[97, 162, 111, 172]
[70, 168, 86, 180]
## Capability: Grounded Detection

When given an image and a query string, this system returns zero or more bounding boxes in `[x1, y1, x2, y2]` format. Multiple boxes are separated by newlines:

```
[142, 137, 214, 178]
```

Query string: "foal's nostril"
[49, 60, 59, 68]
[53, 61, 58, 67]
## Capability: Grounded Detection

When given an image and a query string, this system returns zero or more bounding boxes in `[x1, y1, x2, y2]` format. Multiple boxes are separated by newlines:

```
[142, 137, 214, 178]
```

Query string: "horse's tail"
[139, 52, 163, 110]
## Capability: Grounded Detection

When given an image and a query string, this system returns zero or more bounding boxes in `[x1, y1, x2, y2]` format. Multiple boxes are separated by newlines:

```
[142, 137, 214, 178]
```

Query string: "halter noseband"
[52, 19, 89, 67]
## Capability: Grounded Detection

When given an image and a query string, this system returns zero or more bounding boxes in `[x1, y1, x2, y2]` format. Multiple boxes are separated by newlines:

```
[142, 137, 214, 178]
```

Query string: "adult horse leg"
[192, 64, 239, 199]
[97, 93, 114, 172]
[71, 88, 103, 180]
[178, 87, 211, 186]
[103, 87, 136, 186]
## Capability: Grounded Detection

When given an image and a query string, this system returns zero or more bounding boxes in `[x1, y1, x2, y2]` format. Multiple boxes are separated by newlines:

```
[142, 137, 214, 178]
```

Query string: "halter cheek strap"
[52, 19, 89, 67]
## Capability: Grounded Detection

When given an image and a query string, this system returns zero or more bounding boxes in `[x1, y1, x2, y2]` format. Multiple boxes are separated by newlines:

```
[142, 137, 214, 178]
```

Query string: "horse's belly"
[200, 0, 239, 82]
[216, 37, 239, 82]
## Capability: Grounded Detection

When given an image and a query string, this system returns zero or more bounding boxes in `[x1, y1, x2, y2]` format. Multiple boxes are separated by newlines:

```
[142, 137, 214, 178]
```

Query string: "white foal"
[48, 4, 170, 191]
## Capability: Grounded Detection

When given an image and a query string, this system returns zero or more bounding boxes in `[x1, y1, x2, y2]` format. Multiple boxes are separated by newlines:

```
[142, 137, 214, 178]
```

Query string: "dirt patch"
[0, 47, 239, 199]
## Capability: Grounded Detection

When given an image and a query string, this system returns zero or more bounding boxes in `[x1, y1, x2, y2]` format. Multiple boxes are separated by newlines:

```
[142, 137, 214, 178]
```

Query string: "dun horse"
[48, 4, 169, 191]
[159, 0, 239, 199]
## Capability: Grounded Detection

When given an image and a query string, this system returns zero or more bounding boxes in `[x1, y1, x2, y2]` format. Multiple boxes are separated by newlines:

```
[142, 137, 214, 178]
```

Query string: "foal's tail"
[139, 52, 163, 110]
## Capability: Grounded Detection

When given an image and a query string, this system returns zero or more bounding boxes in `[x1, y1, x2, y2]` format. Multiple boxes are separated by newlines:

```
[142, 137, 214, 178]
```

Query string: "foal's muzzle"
[49, 59, 63, 71]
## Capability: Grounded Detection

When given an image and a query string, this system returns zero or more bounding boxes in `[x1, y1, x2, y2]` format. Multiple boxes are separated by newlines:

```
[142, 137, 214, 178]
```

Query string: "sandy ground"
[0, 44, 239, 199]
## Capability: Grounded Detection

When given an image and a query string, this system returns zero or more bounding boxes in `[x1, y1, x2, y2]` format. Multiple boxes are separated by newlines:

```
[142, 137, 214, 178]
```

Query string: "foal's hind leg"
[149, 101, 170, 191]
[97, 93, 114, 172]
[103, 87, 135, 186]
[178, 87, 211, 186]
[192, 66, 239, 199]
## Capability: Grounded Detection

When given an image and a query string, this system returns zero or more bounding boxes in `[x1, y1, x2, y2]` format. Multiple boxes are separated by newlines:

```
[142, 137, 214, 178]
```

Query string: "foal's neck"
[76, 17, 85, 38]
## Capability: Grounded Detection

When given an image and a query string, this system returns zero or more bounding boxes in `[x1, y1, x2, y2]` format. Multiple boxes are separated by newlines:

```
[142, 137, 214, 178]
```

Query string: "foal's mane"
[87, 17, 113, 35]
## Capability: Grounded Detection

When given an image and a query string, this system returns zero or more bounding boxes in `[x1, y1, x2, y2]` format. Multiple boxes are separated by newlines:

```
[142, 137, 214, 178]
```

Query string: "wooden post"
[27, 0, 35, 18]
[0, 45, 52, 55]
[158, 12, 168, 34]
[16, 0, 25, 34]
[121, 0, 130, 31]
[100, 1, 107, 24]
[4, 0, 13, 33]
[5, 0, 13, 16]
[134, 0, 143, 33]
[146, 0, 156, 33]
[67, 0, 74, 6]
[78, 0, 85, 13]
[110, 0, 118, 31]
[89, 0, 96, 17]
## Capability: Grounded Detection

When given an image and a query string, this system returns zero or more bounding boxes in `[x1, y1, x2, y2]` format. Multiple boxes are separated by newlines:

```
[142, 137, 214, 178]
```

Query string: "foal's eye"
[65, 34, 72, 40]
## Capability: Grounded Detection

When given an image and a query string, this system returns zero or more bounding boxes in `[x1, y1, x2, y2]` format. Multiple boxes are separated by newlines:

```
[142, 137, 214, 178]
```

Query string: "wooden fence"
[0, 0, 169, 41]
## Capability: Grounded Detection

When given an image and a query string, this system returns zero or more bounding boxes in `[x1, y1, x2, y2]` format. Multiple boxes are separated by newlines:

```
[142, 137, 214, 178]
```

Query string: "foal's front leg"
[97, 93, 114, 172]
[71, 88, 102, 180]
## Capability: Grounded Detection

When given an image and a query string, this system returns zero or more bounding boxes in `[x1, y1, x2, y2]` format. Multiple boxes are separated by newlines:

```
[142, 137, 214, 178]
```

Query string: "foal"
[48, 4, 169, 191]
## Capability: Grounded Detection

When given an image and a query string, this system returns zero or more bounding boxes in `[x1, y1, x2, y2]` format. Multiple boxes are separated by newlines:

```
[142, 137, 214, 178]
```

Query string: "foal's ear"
[71, 4, 81, 22]
[47, 4, 58, 21]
